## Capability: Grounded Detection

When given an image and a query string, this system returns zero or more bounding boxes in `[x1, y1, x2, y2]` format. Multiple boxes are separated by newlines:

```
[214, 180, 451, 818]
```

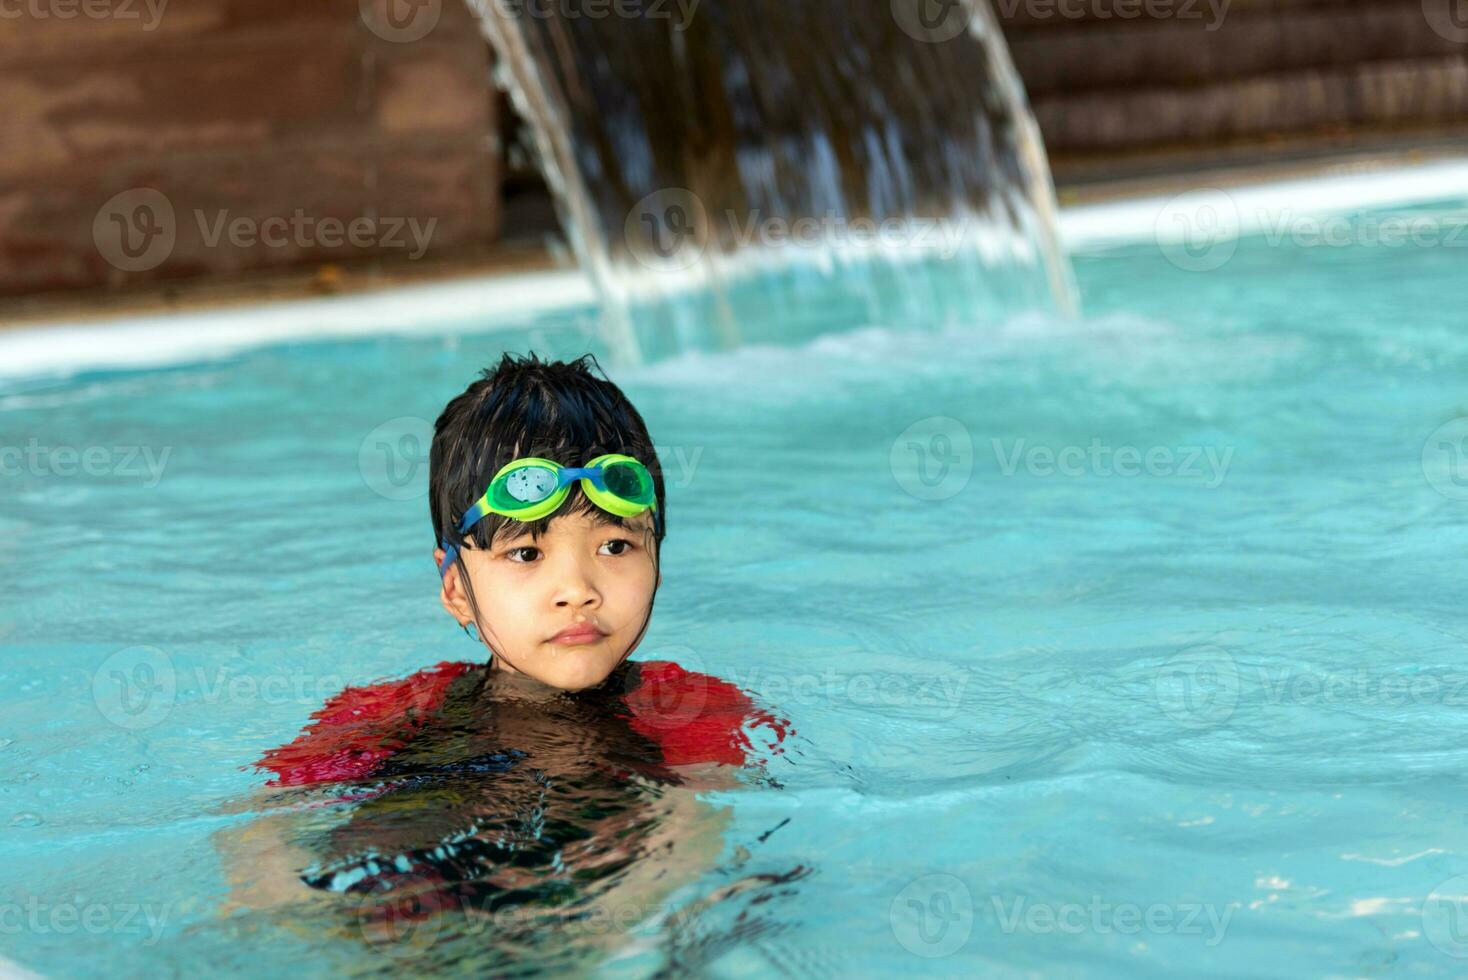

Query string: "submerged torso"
[252, 659, 789, 904]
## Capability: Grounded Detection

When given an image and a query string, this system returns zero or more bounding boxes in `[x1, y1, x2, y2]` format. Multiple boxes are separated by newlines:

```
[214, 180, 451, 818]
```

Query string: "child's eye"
[503, 540, 634, 562]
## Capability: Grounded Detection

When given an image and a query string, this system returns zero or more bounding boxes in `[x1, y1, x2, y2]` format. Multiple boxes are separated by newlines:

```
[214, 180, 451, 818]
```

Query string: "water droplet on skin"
[10, 813, 43, 828]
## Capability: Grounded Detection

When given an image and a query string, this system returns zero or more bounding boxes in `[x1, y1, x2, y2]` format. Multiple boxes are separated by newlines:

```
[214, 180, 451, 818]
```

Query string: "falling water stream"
[469, 0, 1078, 363]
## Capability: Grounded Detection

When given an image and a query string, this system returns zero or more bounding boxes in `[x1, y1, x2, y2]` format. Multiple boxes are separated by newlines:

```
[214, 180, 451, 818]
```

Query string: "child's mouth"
[549, 623, 608, 645]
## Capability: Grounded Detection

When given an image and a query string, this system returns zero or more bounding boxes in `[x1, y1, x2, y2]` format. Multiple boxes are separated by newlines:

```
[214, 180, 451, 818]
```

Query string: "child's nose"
[550, 553, 601, 608]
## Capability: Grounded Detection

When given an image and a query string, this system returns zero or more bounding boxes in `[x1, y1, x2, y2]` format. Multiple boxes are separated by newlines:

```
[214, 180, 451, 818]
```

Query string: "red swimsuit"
[255, 660, 790, 788]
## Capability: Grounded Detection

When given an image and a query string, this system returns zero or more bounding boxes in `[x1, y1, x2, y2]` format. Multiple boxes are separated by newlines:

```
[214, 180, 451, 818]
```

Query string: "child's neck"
[479, 659, 632, 704]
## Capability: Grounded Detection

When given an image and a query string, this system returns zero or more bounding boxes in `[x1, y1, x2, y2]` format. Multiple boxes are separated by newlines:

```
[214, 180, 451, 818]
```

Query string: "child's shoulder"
[315, 660, 477, 723]
[254, 661, 476, 787]
[618, 660, 792, 767]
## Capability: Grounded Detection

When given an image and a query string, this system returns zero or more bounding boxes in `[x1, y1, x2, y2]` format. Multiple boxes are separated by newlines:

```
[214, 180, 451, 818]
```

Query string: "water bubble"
[0, 738, 13, 751]
[10, 813, 43, 829]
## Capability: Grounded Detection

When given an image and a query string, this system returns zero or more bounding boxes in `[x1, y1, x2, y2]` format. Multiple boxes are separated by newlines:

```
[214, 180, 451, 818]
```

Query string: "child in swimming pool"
[429, 350, 667, 694]
[216, 354, 791, 962]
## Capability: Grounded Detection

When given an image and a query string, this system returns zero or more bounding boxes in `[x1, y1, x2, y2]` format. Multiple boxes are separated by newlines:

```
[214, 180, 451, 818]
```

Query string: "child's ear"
[435, 549, 475, 626]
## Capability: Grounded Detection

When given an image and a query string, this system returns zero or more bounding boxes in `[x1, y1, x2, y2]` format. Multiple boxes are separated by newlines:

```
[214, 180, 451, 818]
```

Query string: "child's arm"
[538, 784, 736, 952]
[212, 790, 336, 916]
[666, 759, 746, 792]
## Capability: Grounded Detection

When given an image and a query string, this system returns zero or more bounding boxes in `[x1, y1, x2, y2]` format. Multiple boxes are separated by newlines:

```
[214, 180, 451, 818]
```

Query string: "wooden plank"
[0, 0, 484, 62]
[0, 31, 490, 182]
[1008, 0, 1466, 95]
[0, 134, 498, 294]
[997, 0, 1410, 31]
[1033, 57, 1468, 151]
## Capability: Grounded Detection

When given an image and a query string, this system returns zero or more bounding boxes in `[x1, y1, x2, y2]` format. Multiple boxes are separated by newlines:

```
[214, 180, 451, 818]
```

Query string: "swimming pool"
[4, 172, 1468, 977]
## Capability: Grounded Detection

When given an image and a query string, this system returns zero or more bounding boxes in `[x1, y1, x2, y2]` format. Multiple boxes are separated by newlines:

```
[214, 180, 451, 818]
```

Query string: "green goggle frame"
[439, 454, 659, 575]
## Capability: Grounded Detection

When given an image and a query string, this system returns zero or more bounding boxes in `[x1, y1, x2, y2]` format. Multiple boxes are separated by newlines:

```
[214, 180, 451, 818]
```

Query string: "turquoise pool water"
[3, 193, 1468, 977]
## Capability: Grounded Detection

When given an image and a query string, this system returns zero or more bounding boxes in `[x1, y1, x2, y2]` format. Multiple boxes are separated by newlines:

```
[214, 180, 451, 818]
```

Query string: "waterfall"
[469, 0, 1078, 364]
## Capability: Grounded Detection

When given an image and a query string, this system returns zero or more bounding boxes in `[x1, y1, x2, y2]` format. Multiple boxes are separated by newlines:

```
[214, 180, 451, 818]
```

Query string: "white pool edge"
[3, 155, 1466, 382]
[0, 270, 597, 381]
[1060, 156, 1468, 249]
[0, 953, 44, 979]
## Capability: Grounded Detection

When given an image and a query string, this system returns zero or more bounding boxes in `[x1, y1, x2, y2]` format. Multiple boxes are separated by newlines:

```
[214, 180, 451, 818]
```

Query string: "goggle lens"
[504, 466, 559, 504]
[603, 461, 652, 503]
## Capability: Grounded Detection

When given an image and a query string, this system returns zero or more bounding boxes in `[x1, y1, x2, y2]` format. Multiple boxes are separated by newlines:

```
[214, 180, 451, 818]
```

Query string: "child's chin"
[536, 647, 622, 692]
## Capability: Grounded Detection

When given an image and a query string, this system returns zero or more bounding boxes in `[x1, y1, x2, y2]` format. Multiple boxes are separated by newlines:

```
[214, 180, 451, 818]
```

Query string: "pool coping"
[2, 147, 1466, 381]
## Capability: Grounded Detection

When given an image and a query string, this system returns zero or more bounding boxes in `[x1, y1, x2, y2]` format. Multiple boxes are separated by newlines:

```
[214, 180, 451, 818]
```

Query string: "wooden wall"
[1000, 0, 1468, 175]
[2, 0, 1464, 299]
[0, 0, 497, 297]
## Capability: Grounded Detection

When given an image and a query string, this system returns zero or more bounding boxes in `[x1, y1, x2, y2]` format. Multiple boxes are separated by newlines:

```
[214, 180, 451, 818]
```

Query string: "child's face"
[436, 509, 660, 692]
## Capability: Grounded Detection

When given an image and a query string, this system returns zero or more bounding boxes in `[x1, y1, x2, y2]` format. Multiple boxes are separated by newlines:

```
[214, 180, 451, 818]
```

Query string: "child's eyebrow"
[492, 511, 631, 545]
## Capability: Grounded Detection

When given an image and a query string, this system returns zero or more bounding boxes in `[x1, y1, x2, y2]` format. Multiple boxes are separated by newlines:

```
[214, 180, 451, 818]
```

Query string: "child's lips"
[549, 623, 608, 645]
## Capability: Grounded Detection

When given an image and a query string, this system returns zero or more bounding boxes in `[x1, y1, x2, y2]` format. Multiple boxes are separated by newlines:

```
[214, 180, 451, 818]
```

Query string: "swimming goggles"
[438, 454, 660, 576]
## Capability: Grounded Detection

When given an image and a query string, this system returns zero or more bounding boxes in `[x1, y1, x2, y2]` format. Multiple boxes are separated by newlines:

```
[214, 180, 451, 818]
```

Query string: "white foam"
[1059, 157, 1468, 249]
[0, 270, 596, 381]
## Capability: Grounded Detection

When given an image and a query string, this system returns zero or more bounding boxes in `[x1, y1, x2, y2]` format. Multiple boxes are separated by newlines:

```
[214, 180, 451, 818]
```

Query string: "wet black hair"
[430, 352, 666, 552]
[429, 353, 666, 660]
